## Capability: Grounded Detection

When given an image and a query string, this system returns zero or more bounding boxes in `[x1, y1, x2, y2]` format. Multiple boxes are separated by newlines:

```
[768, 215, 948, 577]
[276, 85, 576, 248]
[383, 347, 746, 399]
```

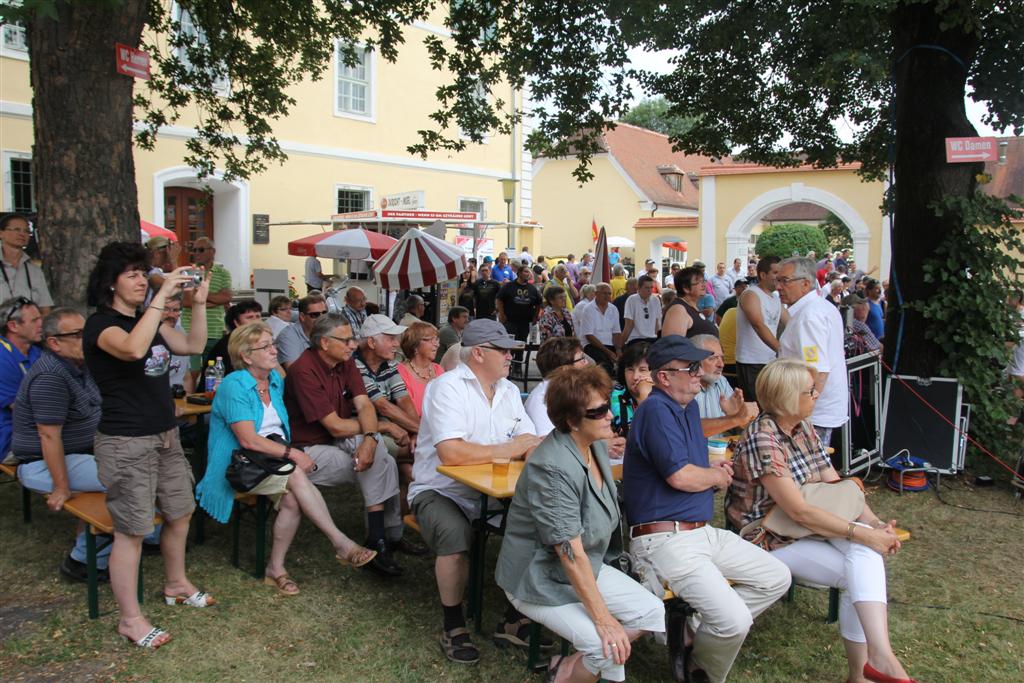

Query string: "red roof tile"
[633, 216, 698, 229]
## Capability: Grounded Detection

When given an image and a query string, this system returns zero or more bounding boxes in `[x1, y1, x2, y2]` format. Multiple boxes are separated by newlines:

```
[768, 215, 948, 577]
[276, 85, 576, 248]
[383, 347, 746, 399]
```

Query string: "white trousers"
[630, 525, 791, 683]
[506, 565, 666, 682]
[770, 532, 888, 643]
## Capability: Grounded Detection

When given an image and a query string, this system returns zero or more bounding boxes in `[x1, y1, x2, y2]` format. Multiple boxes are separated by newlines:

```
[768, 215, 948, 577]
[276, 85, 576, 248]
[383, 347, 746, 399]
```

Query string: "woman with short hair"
[396, 320, 444, 416]
[267, 295, 293, 339]
[537, 287, 575, 343]
[523, 336, 587, 435]
[497, 365, 664, 683]
[197, 322, 376, 597]
[727, 359, 915, 683]
[610, 341, 653, 437]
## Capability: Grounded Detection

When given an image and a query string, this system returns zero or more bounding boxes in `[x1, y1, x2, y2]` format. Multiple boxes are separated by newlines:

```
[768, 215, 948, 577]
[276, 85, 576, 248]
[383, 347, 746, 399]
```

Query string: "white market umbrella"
[287, 228, 397, 260]
[607, 236, 635, 248]
[373, 228, 467, 290]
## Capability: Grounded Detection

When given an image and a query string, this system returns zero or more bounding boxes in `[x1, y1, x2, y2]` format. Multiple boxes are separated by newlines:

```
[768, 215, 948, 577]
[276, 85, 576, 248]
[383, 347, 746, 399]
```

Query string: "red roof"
[633, 216, 698, 229]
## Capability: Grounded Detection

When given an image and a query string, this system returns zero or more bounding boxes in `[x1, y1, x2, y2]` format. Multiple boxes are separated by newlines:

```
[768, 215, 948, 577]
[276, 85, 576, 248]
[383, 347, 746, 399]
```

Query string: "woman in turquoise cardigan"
[196, 322, 375, 595]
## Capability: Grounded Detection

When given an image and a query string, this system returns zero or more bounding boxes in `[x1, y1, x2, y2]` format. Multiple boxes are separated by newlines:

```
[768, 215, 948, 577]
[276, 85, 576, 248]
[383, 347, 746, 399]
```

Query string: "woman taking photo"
[396, 320, 444, 416]
[84, 241, 213, 649]
[196, 322, 376, 596]
[726, 359, 915, 683]
[497, 365, 664, 683]
[610, 341, 653, 437]
[537, 287, 575, 343]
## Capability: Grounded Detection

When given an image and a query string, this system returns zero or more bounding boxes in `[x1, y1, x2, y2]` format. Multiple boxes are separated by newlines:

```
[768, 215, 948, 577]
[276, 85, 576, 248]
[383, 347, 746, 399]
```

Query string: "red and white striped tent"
[372, 228, 467, 290]
[591, 225, 611, 285]
[140, 219, 177, 242]
[287, 228, 397, 260]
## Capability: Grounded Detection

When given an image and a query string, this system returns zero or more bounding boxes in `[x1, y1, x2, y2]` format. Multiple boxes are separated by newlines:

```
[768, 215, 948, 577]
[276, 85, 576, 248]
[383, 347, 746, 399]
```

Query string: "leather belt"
[630, 520, 707, 538]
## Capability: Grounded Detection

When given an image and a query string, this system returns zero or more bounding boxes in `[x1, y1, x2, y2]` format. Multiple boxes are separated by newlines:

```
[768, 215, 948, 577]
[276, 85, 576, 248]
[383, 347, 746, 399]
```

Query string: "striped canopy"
[288, 228, 397, 260]
[591, 225, 611, 285]
[372, 228, 467, 290]
[140, 219, 176, 241]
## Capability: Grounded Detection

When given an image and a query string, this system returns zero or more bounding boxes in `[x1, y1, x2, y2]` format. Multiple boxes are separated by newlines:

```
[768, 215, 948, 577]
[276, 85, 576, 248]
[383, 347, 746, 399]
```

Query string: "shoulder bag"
[225, 433, 296, 492]
[761, 478, 865, 540]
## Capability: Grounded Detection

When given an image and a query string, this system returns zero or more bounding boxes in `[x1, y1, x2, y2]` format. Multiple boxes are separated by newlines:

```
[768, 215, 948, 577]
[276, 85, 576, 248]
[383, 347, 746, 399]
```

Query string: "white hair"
[780, 257, 817, 282]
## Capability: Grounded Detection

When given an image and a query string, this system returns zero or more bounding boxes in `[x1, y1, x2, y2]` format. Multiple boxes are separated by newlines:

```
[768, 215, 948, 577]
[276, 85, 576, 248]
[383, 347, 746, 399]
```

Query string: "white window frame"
[171, 2, 231, 97]
[1, 17, 29, 61]
[458, 81, 490, 143]
[333, 40, 376, 123]
[335, 183, 374, 215]
[457, 196, 487, 236]
[2, 150, 33, 213]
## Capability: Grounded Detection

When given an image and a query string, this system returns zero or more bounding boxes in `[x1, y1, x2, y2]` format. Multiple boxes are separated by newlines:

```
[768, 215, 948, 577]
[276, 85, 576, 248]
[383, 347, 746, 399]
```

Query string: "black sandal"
[440, 627, 479, 665]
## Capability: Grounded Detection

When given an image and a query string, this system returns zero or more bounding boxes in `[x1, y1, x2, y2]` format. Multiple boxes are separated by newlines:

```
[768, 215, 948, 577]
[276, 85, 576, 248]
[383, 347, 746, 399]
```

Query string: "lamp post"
[498, 177, 518, 252]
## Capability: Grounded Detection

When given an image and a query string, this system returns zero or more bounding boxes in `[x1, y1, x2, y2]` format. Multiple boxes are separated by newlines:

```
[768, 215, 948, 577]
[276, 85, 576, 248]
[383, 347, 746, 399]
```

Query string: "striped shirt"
[353, 350, 408, 404]
[181, 263, 231, 339]
[12, 351, 101, 463]
[342, 305, 367, 339]
[725, 413, 832, 549]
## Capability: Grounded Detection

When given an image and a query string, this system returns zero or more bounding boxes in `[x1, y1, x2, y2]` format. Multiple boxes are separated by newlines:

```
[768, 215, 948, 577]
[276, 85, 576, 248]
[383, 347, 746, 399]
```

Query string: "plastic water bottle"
[204, 360, 216, 393]
[211, 356, 226, 390]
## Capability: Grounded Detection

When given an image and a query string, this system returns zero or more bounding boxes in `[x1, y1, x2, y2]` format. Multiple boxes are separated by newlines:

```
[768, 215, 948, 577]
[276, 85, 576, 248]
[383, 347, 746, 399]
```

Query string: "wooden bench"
[231, 493, 270, 578]
[0, 461, 32, 523]
[402, 513, 421, 534]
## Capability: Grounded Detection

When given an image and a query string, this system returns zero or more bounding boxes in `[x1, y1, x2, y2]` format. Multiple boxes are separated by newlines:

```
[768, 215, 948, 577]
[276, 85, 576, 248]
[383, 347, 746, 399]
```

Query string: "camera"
[181, 269, 204, 288]
[171, 384, 186, 399]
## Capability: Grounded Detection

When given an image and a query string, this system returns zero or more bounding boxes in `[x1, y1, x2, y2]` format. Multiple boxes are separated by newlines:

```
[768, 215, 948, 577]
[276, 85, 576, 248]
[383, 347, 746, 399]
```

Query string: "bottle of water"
[211, 356, 226, 391]
[204, 360, 217, 393]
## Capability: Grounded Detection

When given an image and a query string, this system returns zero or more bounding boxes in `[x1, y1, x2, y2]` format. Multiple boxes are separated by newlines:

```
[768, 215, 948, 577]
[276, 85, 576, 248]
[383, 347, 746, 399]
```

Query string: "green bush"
[754, 223, 830, 260]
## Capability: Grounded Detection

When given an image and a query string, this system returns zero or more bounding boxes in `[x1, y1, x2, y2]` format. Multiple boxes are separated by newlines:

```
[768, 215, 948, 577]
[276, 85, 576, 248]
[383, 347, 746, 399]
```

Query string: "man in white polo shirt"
[776, 256, 848, 445]
[408, 319, 543, 665]
[579, 282, 621, 376]
[621, 274, 662, 347]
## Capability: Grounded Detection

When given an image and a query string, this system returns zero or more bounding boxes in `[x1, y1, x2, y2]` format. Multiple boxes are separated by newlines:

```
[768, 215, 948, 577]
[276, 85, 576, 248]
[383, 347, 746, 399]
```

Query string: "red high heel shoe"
[864, 662, 919, 683]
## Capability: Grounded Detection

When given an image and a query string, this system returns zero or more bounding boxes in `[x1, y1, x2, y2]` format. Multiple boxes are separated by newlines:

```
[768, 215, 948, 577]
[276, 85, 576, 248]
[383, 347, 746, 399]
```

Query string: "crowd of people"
[9, 216, 1002, 683]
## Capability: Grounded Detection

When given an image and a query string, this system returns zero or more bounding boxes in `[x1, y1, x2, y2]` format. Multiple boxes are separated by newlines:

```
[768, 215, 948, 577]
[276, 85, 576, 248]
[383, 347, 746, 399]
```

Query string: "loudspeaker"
[881, 375, 965, 474]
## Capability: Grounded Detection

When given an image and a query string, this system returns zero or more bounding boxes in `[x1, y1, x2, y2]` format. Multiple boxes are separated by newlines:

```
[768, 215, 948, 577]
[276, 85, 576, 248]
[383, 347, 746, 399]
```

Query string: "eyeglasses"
[50, 329, 84, 340]
[327, 334, 357, 346]
[250, 342, 276, 353]
[479, 344, 513, 355]
[3, 296, 32, 324]
[659, 360, 703, 377]
[572, 355, 588, 365]
[2, 226, 30, 235]
[190, 247, 210, 253]
[304, 310, 326, 318]
[776, 276, 808, 286]
[583, 403, 611, 420]
[802, 386, 820, 399]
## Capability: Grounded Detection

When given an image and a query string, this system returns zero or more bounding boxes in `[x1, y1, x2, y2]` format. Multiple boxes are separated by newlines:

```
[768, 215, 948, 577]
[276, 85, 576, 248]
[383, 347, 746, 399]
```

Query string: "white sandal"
[164, 590, 216, 607]
[124, 626, 171, 649]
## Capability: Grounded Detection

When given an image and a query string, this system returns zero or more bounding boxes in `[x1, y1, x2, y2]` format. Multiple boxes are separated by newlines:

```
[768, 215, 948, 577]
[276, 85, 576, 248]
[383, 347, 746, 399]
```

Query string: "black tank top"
[665, 298, 719, 338]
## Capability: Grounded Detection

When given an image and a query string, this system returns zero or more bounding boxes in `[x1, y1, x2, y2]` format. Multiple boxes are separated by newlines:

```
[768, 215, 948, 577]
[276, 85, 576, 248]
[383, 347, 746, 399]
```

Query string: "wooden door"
[164, 187, 214, 266]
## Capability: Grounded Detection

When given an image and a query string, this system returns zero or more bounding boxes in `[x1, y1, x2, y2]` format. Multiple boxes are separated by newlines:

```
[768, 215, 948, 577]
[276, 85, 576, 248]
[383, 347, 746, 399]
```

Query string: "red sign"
[381, 210, 478, 220]
[115, 43, 150, 80]
[945, 136, 997, 163]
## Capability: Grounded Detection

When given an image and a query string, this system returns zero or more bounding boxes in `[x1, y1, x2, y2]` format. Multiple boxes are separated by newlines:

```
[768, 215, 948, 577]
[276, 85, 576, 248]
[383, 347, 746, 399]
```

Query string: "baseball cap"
[461, 318, 524, 349]
[646, 335, 712, 372]
[145, 236, 170, 250]
[692, 260, 706, 269]
[483, 255, 494, 263]
[360, 314, 406, 338]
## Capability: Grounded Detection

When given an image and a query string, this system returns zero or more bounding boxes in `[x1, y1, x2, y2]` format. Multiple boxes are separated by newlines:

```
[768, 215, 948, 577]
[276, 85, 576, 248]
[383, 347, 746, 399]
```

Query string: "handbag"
[760, 478, 865, 540]
[225, 434, 296, 492]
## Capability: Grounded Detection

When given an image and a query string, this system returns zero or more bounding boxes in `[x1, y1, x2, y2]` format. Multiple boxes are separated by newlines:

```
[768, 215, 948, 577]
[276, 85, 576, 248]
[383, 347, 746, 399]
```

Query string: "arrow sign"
[945, 136, 997, 163]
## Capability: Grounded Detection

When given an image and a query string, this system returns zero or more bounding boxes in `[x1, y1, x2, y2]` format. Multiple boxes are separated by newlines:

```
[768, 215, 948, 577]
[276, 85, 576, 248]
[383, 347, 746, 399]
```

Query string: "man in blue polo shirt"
[0, 296, 43, 458]
[624, 335, 790, 683]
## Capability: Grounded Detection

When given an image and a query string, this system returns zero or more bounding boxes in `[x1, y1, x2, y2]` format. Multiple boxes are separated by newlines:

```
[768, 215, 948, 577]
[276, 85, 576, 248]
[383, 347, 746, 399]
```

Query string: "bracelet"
[149, 305, 165, 311]
[283, 445, 291, 459]
[846, 522, 857, 541]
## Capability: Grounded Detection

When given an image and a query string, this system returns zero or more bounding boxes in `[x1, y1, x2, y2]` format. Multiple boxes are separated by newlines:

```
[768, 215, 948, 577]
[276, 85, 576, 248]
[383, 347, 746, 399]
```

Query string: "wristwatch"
[363, 431, 381, 442]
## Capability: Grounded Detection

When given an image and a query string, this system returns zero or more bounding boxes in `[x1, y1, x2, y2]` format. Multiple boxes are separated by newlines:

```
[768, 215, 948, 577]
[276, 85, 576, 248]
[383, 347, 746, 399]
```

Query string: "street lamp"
[498, 177, 518, 252]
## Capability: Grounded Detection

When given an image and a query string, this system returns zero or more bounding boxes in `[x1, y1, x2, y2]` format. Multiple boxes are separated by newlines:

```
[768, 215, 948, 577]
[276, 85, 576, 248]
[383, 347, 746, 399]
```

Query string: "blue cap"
[483, 255, 494, 263]
[646, 335, 712, 372]
[697, 294, 715, 310]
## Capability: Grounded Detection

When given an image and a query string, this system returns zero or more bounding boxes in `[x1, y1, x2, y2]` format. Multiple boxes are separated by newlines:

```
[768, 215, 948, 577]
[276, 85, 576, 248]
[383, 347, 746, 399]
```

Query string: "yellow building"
[0, 8, 532, 289]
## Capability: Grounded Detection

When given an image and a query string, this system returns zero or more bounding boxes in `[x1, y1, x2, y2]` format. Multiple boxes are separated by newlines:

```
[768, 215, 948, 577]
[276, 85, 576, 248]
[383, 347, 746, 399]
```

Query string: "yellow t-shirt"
[719, 307, 737, 364]
[610, 276, 627, 300]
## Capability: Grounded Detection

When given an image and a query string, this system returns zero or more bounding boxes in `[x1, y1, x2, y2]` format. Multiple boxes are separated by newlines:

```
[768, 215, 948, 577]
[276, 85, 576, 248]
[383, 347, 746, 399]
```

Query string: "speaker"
[881, 375, 965, 474]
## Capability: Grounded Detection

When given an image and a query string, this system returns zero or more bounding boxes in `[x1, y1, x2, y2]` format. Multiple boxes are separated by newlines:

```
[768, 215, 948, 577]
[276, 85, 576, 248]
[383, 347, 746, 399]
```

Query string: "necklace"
[406, 359, 434, 382]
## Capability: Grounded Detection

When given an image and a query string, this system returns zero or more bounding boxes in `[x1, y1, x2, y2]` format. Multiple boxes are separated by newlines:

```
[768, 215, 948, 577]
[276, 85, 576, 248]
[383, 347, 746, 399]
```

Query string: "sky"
[624, 48, 1004, 138]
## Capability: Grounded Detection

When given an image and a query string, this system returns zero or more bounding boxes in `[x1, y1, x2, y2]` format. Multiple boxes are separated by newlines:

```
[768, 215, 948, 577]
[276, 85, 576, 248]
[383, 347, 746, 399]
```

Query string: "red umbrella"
[592, 225, 611, 285]
[288, 228, 396, 260]
[373, 228, 467, 290]
[140, 219, 176, 241]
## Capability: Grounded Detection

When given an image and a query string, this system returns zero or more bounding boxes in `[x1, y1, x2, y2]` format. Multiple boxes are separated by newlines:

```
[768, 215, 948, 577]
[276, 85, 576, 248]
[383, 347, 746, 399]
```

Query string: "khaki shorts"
[95, 429, 195, 536]
[248, 473, 289, 510]
[381, 433, 413, 466]
[410, 489, 472, 556]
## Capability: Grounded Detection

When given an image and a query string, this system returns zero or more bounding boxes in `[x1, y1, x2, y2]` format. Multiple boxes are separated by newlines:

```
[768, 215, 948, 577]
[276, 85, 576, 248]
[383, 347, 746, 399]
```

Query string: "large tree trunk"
[884, 1, 981, 376]
[28, 1, 147, 311]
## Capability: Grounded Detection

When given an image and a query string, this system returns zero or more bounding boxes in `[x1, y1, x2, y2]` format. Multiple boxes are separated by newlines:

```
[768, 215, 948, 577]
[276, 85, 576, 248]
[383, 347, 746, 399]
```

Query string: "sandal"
[163, 590, 216, 607]
[336, 545, 377, 568]
[123, 626, 172, 649]
[263, 573, 300, 596]
[544, 654, 565, 683]
[440, 626, 480, 665]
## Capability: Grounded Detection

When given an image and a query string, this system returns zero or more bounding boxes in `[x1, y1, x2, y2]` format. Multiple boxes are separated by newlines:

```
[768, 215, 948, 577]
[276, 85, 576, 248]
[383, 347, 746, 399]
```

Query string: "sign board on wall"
[945, 137, 997, 163]
[115, 43, 151, 80]
[455, 235, 494, 259]
[252, 214, 270, 245]
[381, 191, 425, 210]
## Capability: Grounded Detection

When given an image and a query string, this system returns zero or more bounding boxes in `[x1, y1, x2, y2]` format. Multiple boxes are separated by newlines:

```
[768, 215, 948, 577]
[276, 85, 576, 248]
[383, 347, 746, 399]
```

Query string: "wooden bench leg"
[252, 496, 268, 578]
[85, 528, 100, 619]
[665, 597, 694, 683]
[785, 582, 796, 603]
[827, 587, 840, 624]
[194, 508, 207, 545]
[21, 485, 31, 523]
[526, 621, 542, 671]
[231, 501, 242, 569]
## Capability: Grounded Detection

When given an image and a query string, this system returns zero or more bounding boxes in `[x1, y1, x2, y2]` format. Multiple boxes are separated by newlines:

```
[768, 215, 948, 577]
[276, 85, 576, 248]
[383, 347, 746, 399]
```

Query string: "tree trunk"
[28, 1, 147, 311]
[884, 0, 981, 376]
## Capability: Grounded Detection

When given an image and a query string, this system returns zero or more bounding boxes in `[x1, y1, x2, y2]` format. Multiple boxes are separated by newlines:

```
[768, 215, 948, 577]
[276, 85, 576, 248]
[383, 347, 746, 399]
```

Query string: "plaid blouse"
[725, 413, 833, 549]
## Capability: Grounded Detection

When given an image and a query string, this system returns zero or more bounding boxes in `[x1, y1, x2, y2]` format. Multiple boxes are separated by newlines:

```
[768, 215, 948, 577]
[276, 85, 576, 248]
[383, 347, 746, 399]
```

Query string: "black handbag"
[225, 434, 296, 492]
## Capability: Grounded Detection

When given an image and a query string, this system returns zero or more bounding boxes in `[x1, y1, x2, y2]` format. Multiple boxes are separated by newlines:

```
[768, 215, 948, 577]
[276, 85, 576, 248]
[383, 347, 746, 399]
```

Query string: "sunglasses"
[50, 329, 84, 340]
[304, 310, 326, 318]
[3, 296, 32, 324]
[583, 403, 611, 420]
[659, 360, 703, 377]
[643, 306, 649, 319]
[190, 247, 210, 253]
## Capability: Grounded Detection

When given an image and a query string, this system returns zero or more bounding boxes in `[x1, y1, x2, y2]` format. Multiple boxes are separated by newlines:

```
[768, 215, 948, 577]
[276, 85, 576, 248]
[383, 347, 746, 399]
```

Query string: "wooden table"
[175, 396, 213, 543]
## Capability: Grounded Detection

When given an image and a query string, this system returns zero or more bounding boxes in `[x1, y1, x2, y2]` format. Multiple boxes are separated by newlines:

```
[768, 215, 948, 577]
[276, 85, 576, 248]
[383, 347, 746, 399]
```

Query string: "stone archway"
[724, 182, 872, 267]
[151, 166, 250, 289]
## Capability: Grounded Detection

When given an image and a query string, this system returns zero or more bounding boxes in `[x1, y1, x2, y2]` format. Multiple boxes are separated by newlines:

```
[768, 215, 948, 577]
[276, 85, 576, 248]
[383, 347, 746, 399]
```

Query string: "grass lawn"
[1, 467, 1022, 682]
